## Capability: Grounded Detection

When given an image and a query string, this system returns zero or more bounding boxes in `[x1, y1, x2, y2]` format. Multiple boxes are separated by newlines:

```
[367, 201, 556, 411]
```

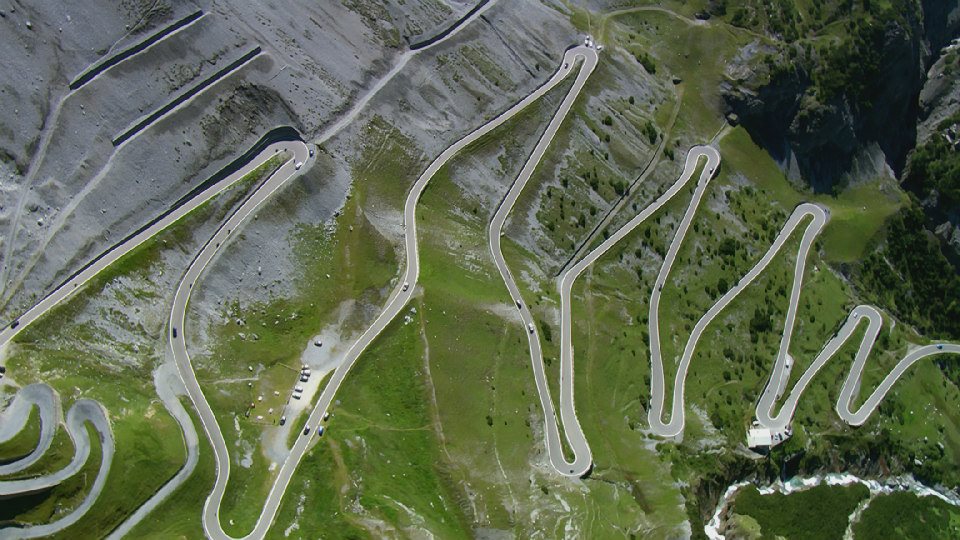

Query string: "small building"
[747, 428, 773, 449]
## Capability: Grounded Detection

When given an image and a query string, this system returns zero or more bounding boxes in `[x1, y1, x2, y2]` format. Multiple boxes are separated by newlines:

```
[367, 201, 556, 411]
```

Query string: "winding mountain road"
[0, 384, 58, 476]
[489, 47, 599, 478]
[169, 142, 313, 540]
[0, 397, 113, 540]
[0, 7, 956, 536]
[551, 145, 959, 443]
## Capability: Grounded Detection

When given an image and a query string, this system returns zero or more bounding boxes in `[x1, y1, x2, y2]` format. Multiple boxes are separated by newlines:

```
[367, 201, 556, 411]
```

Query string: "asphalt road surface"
[489, 46, 598, 478]
[0, 384, 58, 476]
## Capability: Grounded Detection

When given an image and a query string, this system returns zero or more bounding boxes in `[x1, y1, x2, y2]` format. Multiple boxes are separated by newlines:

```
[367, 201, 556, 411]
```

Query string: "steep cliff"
[721, 0, 958, 190]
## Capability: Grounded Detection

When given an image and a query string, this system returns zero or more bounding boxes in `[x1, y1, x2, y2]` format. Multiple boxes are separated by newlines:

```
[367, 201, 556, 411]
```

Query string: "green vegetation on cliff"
[731, 483, 869, 540]
[904, 114, 960, 206]
[857, 203, 960, 338]
[854, 492, 960, 539]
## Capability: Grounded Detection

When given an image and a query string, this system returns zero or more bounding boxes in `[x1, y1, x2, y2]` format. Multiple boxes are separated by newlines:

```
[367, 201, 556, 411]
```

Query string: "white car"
[295, 161, 303, 170]
[402, 281, 409, 291]
[528, 323, 535, 334]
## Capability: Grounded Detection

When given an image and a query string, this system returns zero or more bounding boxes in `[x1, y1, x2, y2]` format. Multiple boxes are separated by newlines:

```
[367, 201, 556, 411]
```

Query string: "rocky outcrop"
[909, 44, 960, 262]
[721, 1, 958, 191]
[918, 43, 960, 144]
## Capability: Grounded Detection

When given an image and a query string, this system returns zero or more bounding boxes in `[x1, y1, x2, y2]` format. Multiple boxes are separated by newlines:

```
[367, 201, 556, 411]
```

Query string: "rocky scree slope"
[0, 0, 574, 323]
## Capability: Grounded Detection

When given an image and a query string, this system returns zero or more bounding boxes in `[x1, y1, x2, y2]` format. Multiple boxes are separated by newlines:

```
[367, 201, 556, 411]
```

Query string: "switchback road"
[489, 47, 598, 478]
[177, 44, 600, 539]
[553, 145, 958, 442]
[0, 397, 113, 540]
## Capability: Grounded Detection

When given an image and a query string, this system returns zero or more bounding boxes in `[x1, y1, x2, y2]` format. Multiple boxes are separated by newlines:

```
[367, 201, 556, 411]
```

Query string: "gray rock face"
[721, 2, 958, 191]
[0, 0, 579, 320]
[918, 42, 960, 144]
[913, 40, 960, 262]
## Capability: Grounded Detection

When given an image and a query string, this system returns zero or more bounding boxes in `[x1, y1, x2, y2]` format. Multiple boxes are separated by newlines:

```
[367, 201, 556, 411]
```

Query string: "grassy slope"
[269, 313, 470, 539]
[416, 77, 688, 535]
[5, 428, 75, 481]
[125, 400, 215, 539]
[0, 405, 41, 464]
[268, 56, 690, 536]
[200, 123, 414, 536]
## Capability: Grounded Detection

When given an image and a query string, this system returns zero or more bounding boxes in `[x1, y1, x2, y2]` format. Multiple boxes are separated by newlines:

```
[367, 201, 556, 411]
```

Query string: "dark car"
[172, 328, 178, 338]
[303, 427, 311, 436]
